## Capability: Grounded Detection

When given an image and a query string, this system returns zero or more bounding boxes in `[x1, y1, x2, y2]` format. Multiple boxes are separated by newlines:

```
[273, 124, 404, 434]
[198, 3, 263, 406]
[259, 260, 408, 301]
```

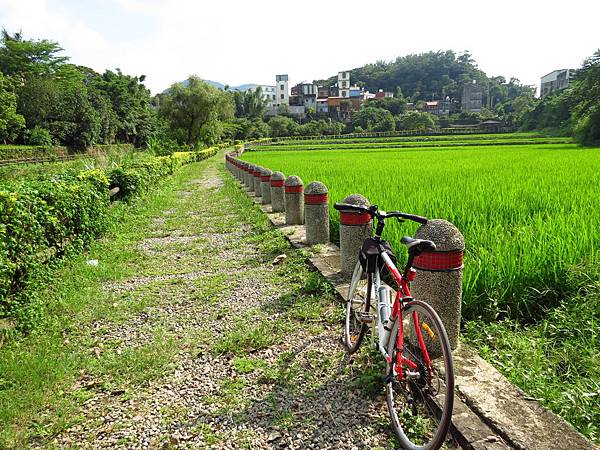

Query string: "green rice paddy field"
[242, 133, 600, 441]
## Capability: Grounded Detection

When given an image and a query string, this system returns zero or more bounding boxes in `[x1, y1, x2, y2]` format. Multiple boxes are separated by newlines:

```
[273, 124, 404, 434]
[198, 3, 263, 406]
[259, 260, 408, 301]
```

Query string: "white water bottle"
[378, 286, 391, 325]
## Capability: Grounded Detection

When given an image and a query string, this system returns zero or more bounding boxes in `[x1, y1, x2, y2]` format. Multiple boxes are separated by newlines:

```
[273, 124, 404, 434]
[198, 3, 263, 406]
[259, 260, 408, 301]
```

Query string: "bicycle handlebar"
[333, 203, 428, 225]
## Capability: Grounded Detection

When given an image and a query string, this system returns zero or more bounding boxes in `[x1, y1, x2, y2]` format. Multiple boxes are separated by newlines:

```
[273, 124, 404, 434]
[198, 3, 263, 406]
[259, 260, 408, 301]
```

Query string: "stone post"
[245, 164, 254, 191]
[304, 181, 329, 245]
[233, 158, 240, 181]
[253, 166, 263, 197]
[237, 160, 243, 181]
[284, 175, 304, 225]
[271, 172, 285, 212]
[339, 194, 372, 277]
[410, 219, 464, 351]
[260, 168, 273, 204]
[242, 162, 250, 188]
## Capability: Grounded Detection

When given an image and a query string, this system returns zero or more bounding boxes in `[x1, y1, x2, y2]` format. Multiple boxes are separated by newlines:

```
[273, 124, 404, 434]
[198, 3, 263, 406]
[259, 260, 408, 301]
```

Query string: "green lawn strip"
[0, 157, 220, 448]
[270, 133, 572, 147]
[254, 137, 574, 152]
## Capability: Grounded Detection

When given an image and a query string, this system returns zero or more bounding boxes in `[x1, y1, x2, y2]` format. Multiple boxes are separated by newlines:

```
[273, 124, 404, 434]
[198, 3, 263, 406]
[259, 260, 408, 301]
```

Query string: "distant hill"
[178, 79, 259, 92]
[315, 50, 534, 107]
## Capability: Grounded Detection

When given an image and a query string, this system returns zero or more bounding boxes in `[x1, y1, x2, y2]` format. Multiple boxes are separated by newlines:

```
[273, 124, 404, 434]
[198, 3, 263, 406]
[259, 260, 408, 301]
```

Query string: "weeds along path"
[41, 156, 418, 449]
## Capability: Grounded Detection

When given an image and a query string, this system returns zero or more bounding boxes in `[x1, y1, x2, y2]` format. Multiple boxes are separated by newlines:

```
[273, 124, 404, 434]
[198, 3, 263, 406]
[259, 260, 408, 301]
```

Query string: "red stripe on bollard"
[271, 180, 284, 187]
[261, 176, 270, 182]
[340, 212, 371, 225]
[304, 193, 328, 204]
[414, 250, 464, 272]
[285, 185, 304, 194]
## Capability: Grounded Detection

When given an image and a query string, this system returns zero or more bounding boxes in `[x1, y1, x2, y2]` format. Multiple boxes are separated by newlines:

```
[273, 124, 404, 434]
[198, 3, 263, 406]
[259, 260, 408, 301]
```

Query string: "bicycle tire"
[385, 300, 454, 450]
[344, 260, 372, 354]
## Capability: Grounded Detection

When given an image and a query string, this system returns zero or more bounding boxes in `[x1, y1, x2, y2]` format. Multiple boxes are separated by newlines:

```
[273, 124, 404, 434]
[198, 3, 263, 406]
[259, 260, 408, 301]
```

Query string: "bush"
[352, 107, 395, 132]
[395, 111, 436, 131]
[0, 171, 110, 327]
[0, 142, 223, 329]
[26, 126, 53, 147]
[268, 116, 299, 137]
[0, 145, 66, 161]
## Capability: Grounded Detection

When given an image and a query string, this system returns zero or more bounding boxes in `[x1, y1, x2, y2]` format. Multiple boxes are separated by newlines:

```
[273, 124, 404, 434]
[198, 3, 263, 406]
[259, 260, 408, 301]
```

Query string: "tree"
[571, 50, 600, 145]
[17, 76, 99, 149]
[159, 76, 233, 146]
[396, 111, 436, 131]
[268, 115, 299, 137]
[352, 107, 395, 132]
[87, 69, 155, 146]
[366, 97, 407, 115]
[0, 29, 74, 80]
[0, 71, 25, 143]
[226, 117, 270, 140]
[233, 87, 268, 119]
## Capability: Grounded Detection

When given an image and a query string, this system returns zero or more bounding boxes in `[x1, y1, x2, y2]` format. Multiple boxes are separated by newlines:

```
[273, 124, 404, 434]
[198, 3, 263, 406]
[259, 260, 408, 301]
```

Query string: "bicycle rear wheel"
[344, 260, 372, 354]
[385, 300, 454, 450]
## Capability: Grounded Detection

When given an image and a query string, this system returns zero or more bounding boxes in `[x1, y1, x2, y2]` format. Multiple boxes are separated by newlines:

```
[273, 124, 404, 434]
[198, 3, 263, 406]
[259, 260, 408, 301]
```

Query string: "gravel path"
[46, 158, 454, 449]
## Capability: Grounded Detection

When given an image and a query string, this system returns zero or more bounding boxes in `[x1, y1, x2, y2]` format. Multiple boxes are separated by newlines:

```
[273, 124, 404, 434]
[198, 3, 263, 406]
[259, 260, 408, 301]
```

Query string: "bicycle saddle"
[401, 236, 436, 255]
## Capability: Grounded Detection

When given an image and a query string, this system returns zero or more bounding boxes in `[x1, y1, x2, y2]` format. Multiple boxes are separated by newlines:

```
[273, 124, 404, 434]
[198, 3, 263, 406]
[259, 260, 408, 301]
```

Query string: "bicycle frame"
[374, 252, 434, 383]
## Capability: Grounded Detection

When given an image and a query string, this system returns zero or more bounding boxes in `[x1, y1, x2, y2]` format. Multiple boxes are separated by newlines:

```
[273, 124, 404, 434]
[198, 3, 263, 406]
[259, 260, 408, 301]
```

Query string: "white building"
[338, 71, 350, 98]
[275, 74, 289, 106]
[259, 85, 277, 106]
[540, 69, 574, 98]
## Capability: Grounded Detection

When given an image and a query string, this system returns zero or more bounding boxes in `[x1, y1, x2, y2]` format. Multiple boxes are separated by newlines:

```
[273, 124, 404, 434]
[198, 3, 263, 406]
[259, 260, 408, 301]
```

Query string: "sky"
[0, 0, 598, 95]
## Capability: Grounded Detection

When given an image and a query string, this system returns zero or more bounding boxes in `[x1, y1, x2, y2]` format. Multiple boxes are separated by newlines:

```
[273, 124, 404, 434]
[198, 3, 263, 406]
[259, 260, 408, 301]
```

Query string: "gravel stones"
[46, 159, 455, 449]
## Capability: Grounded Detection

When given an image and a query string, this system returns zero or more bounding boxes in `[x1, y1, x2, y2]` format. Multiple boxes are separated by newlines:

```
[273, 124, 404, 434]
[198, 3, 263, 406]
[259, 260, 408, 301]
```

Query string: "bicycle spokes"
[386, 301, 454, 449]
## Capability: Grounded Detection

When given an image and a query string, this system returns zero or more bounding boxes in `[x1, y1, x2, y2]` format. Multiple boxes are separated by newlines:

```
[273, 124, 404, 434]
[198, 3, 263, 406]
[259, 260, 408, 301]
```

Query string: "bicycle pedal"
[360, 312, 374, 324]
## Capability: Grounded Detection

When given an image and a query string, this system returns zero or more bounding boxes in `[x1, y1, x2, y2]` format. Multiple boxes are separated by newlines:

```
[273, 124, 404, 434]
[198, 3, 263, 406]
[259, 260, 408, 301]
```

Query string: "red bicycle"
[334, 202, 454, 450]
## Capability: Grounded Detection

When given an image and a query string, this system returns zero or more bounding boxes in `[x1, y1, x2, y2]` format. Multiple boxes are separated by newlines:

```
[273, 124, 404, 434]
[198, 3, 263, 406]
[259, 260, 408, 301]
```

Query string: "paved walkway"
[46, 156, 455, 449]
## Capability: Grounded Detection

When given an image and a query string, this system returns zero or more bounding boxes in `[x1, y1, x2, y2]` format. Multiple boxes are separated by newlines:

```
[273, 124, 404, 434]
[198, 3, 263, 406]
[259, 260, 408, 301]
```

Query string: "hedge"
[0, 145, 68, 161]
[0, 144, 224, 329]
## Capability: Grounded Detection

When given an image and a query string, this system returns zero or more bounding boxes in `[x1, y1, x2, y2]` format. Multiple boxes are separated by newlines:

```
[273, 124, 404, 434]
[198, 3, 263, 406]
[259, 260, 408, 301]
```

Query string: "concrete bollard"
[339, 194, 372, 277]
[253, 166, 263, 197]
[284, 175, 304, 225]
[271, 172, 285, 212]
[410, 219, 464, 351]
[260, 168, 273, 204]
[233, 159, 240, 180]
[241, 161, 248, 185]
[245, 164, 254, 191]
[304, 181, 329, 245]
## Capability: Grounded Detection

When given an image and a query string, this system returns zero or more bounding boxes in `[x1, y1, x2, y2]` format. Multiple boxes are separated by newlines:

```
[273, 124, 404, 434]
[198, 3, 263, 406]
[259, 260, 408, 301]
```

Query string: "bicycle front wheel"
[344, 260, 372, 354]
[385, 300, 454, 450]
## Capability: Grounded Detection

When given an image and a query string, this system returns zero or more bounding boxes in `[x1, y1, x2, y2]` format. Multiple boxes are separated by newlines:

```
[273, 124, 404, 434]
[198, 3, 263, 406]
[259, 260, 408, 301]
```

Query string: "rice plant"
[243, 139, 600, 321]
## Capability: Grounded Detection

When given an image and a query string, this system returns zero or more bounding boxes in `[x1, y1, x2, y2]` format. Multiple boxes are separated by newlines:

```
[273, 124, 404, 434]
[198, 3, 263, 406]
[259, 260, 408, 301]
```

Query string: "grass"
[254, 137, 573, 152]
[267, 131, 566, 146]
[242, 139, 600, 322]
[212, 315, 293, 356]
[0, 148, 349, 447]
[242, 133, 600, 444]
[0, 145, 146, 182]
[463, 276, 599, 442]
[0, 157, 217, 447]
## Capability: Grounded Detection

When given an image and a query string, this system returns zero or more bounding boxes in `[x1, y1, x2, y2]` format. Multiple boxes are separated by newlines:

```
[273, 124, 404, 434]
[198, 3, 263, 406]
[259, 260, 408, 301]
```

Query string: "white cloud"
[1, 0, 598, 94]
